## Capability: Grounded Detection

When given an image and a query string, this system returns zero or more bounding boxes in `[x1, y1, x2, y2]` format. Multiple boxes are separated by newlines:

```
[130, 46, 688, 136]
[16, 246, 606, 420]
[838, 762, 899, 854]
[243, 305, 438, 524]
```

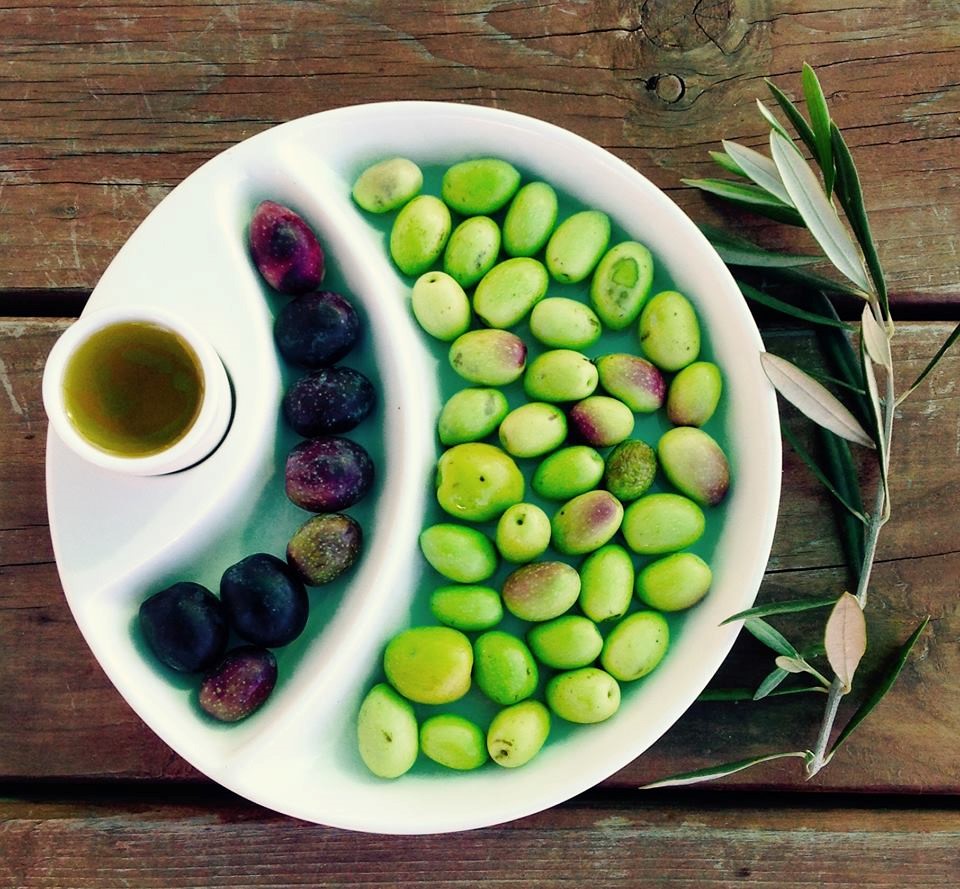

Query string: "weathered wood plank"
[1, 794, 959, 888]
[0, 1, 958, 299]
[1, 320, 957, 790]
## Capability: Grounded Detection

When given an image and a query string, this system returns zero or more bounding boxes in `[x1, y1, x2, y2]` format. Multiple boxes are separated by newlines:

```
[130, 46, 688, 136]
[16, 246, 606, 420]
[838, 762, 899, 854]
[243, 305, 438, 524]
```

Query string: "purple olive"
[138, 582, 228, 673]
[285, 436, 374, 512]
[274, 290, 361, 369]
[283, 366, 376, 436]
[249, 200, 325, 294]
[198, 646, 277, 723]
[287, 513, 363, 585]
[220, 553, 308, 648]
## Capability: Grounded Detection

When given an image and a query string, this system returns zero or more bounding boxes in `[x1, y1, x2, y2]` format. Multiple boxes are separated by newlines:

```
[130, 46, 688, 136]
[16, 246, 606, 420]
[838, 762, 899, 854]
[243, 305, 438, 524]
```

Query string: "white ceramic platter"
[46, 102, 781, 834]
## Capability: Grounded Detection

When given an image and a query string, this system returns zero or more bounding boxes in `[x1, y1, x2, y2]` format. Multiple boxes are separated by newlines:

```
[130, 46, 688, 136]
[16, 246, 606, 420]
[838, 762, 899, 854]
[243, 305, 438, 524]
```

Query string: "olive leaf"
[861, 303, 892, 370]
[896, 320, 960, 406]
[801, 63, 835, 196]
[738, 281, 851, 330]
[754, 666, 790, 700]
[639, 751, 811, 789]
[831, 122, 889, 315]
[830, 617, 930, 753]
[681, 177, 805, 226]
[721, 139, 793, 205]
[744, 617, 801, 658]
[756, 97, 793, 141]
[760, 351, 875, 448]
[709, 149, 747, 177]
[699, 224, 822, 268]
[722, 595, 838, 624]
[765, 79, 819, 162]
[769, 130, 871, 294]
[824, 592, 867, 693]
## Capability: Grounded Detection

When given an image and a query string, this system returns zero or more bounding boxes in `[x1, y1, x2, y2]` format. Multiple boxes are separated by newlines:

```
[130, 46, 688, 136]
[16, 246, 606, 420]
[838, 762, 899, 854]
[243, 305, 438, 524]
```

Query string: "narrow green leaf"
[640, 751, 810, 789]
[801, 63, 835, 195]
[769, 130, 871, 294]
[751, 263, 866, 297]
[831, 122, 888, 316]
[738, 281, 852, 329]
[756, 97, 793, 141]
[709, 149, 748, 177]
[781, 424, 869, 522]
[722, 595, 839, 624]
[815, 313, 870, 426]
[761, 351, 876, 448]
[861, 303, 893, 370]
[754, 666, 791, 700]
[700, 224, 822, 268]
[722, 139, 793, 205]
[897, 320, 960, 406]
[699, 685, 827, 701]
[682, 178, 805, 226]
[861, 341, 890, 506]
[818, 427, 867, 576]
[806, 371, 866, 395]
[830, 617, 930, 754]
[766, 78, 819, 157]
[745, 617, 801, 658]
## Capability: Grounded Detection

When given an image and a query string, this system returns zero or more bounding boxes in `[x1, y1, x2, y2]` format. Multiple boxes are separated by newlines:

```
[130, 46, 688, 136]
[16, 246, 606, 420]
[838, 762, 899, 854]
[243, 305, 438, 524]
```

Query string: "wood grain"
[1, 320, 957, 791]
[1, 794, 959, 888]
[1, 1, 958, 303]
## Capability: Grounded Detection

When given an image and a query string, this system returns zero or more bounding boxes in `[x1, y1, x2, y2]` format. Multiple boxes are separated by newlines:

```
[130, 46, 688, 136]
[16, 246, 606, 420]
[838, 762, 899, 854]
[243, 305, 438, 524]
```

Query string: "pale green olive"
[502, 560, 581, 622]
[551, 489, 624, 556]
[442, 158, 521, 215]
[437, 387, 510, 445]
[527, 615, 603, 670]
[419, 523, 498, 583]
[658, 426, 730, 507]
[621, 492, 705, 555]
[578, 544, 634, 623]
[638, 290, 701, 372]
[411, 271, 471, 341]
[545, 210, 611, 284]
[352, 157, 423, 213]
[443, 216, 501, 289]
[589, 241, 654, 329]
[429, 584, 504, 632]
[487, 700, 551, 768]
[503, 181, 558, 257]
[600, 610, 670, 681]
[524, 349, 598, 402]
[667, 361, 723, 427]
[390, 195, 451, 277]
[546, 667, 621, 724]
[636, 552, 712, 611]
[473, 257, 549, 329]
[436, 442, 525, 522]
[532, 445, 605, 501]
[383, 626, 473, 704]
[473, 630, 539, 706]
[499, 402, 567, 459]
[420, 714, 487, 770]
[495, 503, 552, 563]
[529, 297, 602, 350]
[357, 683, 418, 778]
[449, 329, 527, 386]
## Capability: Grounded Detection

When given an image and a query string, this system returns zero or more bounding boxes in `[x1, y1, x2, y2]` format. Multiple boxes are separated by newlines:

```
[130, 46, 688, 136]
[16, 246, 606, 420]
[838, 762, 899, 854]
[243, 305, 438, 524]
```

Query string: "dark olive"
[284, 436, 375, 512]
[287, 513, 363, 586]
[283, 366, 375, 436]
[220, 553, 309, 648]
[138, 582, 228, 673]
[274, 290, 361, 368]
[198, 645, 278, 722]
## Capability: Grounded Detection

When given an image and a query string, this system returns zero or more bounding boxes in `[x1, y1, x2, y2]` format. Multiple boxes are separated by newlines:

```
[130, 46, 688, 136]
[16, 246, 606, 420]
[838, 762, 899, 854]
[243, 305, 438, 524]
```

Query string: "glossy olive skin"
[274, 290, 361, 369]
[139, 582, 228, 673]
[199, 645, 278, 723]
[285, 436, 375, 512]
[283, 366, 376, 436]
[249, 200, 325, 295]
[220, 553, 309, 648]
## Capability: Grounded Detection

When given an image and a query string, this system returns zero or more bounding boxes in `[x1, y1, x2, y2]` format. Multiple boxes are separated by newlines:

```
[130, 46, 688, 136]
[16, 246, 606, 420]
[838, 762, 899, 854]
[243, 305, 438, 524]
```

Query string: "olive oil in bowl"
[62, 321, 205, 457]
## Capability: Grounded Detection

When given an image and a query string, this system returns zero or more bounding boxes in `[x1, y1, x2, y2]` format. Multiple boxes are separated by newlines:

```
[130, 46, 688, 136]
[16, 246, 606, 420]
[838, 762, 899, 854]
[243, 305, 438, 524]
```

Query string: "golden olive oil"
[62, 321, 204, 457]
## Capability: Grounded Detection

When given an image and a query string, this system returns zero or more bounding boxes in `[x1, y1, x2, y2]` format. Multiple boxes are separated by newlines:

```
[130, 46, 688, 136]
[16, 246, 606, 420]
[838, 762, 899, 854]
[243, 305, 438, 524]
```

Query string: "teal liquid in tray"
[352, 161, 734, 770]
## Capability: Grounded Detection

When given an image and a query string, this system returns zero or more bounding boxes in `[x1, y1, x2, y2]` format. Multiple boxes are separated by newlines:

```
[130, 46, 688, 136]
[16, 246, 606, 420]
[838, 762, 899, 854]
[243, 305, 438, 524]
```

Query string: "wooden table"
[2, 2, 959, 885]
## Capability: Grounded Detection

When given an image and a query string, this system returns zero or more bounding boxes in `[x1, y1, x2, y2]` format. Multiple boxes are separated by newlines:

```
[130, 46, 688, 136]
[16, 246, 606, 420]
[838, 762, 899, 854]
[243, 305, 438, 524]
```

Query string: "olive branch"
[644, 64, 956, 787]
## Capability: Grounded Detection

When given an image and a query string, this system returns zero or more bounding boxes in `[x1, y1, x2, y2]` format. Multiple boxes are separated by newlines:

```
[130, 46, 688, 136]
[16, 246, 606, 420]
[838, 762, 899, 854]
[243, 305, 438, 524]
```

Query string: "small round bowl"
[42, 304, 233, 476]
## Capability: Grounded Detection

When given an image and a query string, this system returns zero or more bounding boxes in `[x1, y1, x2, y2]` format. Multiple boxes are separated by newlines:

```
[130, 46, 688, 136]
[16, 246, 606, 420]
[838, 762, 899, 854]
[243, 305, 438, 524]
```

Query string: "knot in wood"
[647, 73, 686, 104]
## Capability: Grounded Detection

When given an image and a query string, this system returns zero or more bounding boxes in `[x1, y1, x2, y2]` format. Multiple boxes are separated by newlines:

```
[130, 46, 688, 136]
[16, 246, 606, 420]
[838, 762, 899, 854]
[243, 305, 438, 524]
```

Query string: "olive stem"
[806, 359, 894, 778]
